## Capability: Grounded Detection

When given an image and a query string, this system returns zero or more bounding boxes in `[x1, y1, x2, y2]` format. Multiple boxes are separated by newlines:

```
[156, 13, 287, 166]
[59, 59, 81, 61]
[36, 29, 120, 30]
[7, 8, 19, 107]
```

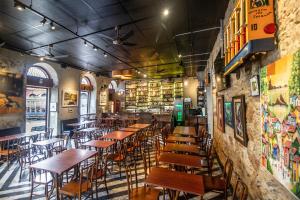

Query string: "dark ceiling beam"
[14, 0, 152, 73]
[131, 61, 180, 69]
[181, 52, 210, 58]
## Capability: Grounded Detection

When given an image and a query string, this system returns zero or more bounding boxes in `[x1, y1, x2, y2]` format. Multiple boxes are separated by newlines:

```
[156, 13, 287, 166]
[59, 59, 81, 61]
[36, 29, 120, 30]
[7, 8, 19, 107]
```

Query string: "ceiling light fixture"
[84, 40, 88, 47]
[184, 80, 188, 86]
[143, 74, 147, 78]
[93, 46, 98, 51]
[103, 52, 107, 57]
[40, 17, 47, 26]
[40, 57, 44, 61]
[163, 8, 169, 17]
[14, 1, 25, 11]
[138, 71, 141, 74]
[50, 21, 55, 30]
[178, 54, 182, 58]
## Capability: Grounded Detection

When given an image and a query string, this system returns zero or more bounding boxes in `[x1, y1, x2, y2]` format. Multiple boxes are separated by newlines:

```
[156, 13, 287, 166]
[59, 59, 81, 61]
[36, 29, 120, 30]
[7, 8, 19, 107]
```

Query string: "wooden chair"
[92, 154, 109, 198]
[203, 158, 233, 199]
[107, 142, 127, 178]
[232, 178, 248, 200]
[0, 138, 20, 166]
[30, 152, 53, 200]
[17, 144, 32, 181]
[125, 151, 160, 200]
[59, 162, 95, 200]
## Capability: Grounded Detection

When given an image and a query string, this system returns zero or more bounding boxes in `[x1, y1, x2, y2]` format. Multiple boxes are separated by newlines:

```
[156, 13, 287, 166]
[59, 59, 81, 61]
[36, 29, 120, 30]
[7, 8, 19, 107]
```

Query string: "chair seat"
[0, 149, 18, 156]
[92, 169, 105, 179]
[108, 153, 125, 162]
[203, 175, 226, 191]
[34, 172, 53, 184]
[59, 180, 91, 197]
[130, 187, 160, 200]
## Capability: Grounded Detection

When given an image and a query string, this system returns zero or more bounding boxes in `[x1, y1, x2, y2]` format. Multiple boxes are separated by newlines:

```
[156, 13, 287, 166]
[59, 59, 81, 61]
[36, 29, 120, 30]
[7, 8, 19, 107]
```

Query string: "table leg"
[54, 173, 59, 200]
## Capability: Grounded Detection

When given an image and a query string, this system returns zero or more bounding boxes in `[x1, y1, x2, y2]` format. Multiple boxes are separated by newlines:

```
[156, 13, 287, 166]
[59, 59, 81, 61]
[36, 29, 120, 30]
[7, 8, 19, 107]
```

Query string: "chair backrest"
[223, 158, 234, 189]
[79, 163, 94, 192]
[232, 178, 248, 200]
[125, 151, 148, 196]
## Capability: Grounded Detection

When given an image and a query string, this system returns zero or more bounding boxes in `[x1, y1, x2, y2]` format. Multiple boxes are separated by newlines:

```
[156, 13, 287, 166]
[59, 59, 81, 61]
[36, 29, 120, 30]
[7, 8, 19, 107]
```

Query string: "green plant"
[267, 158, 273, 174]
[289, 50, 300, 96]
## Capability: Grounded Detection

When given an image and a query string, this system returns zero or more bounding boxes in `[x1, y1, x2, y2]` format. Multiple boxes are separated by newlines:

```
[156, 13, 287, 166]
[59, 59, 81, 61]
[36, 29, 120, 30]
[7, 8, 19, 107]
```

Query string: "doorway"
[25, 87, 49, 132]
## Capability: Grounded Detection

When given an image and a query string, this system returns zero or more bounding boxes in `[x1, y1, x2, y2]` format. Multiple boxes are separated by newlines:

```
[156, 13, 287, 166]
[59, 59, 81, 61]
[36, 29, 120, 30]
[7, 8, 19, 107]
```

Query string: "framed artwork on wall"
[0, 72, 23, 114]
[232, 95, 247, 146]
[62, 90, 78, 107]
[217, 95, 225, 132]
[224, 101, 233, 128]
[250, 75, 260, 96]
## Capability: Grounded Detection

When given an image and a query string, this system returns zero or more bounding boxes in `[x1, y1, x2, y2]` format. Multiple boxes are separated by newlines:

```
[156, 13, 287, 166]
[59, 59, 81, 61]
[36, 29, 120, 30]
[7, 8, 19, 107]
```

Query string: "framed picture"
[224, 101, 233, 127]
[250, 75, 260, 96]
[216, 95, 225, 132]
[232, 95, 247, 146]
[62, 90, 78, 107]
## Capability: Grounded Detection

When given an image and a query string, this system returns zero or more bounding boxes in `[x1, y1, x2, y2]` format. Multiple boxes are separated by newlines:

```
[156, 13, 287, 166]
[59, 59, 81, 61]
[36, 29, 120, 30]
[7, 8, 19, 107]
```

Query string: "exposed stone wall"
[207, 0, 300, 199]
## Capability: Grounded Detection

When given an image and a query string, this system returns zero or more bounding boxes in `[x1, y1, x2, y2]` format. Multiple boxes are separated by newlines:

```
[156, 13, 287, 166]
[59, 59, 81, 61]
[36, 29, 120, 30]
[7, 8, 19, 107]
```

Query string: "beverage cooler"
[174, 98, 183, 126]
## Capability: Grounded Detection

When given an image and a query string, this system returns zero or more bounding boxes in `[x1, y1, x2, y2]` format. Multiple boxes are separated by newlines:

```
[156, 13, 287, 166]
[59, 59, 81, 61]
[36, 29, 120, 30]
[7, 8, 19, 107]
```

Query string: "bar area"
[0, 0, 299, 199]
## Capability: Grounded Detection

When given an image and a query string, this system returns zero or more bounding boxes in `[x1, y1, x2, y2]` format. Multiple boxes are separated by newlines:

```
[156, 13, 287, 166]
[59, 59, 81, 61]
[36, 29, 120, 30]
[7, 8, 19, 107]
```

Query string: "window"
[80, 77, 92, 115]
[26, 67, 50, 132]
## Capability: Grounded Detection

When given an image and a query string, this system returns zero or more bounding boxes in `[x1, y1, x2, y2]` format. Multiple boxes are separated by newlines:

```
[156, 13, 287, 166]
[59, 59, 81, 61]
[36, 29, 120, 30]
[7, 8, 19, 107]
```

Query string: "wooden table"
[32, 138, 64, 146]
[173, 126, 196, 136]
[163, 143, 200, 155]
[0, 131, 42, 142]
[129, 123, 151, 129]
[82, 140, 116, 149]
[166, 135, 196, 144]
[32, 138, 64, 157]
[145, 167, 204, 196]
[67, 120, 95, 128]
[119, 127, 140, 132]
[30, 149, 97, 199]
[101, 131, 135, 141]
[159, 153, 203, 168]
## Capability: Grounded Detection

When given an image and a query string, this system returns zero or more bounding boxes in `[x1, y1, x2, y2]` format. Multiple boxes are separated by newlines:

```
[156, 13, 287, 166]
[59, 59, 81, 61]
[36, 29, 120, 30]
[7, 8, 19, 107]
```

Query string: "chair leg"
[95, 180, 99, 199]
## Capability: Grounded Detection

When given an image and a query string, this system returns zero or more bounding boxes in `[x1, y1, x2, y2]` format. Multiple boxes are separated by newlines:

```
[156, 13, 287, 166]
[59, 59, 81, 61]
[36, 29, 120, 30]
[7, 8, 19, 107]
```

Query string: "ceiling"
[0, 0, 229, 78]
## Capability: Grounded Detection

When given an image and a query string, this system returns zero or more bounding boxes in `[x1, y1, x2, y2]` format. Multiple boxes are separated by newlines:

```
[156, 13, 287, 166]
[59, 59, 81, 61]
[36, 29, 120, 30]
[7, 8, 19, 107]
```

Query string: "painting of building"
[261, 49, 300, 197]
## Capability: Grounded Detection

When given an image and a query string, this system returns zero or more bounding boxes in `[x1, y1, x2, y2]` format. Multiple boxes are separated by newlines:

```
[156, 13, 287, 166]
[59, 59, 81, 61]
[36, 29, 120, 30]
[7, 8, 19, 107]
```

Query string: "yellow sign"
[247, 0, 275, 40]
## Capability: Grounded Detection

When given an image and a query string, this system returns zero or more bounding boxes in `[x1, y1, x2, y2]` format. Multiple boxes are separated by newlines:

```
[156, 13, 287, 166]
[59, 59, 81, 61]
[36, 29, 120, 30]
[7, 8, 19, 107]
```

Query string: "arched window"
[80, 77, 92, 115]
[27, 66, 49, 78]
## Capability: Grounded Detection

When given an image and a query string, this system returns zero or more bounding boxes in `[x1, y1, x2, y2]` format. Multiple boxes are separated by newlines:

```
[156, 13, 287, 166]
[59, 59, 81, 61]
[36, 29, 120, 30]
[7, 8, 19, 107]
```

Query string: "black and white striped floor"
[0, 149, 224, 200]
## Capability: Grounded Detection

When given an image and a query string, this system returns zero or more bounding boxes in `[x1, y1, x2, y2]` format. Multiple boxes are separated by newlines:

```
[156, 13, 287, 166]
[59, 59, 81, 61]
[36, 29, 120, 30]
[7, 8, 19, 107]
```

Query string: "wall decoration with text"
[261, 50, 300, 198]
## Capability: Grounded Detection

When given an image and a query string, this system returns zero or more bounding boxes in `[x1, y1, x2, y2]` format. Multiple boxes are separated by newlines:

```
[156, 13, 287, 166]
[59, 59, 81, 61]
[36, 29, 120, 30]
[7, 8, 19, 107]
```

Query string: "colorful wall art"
[261, 50, 300, 198]
[225, 101, 233, 127]
[0, 72, 23, 114]
[217, 95, 225, 132]
[62, 90, 78, 107]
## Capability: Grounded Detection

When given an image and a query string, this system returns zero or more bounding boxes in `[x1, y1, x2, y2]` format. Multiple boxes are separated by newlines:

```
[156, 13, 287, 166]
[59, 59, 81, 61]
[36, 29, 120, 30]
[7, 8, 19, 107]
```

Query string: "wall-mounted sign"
[224, 0, 275, 75]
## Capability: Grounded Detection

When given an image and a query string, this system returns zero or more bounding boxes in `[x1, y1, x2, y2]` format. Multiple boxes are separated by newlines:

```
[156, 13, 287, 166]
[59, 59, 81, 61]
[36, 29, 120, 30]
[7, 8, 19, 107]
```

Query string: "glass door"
[25, 87, 48, 132]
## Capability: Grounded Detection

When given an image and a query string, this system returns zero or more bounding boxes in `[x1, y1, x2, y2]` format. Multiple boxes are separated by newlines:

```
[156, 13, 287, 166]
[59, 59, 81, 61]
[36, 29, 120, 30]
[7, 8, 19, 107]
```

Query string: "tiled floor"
[0, 145, 224, 200]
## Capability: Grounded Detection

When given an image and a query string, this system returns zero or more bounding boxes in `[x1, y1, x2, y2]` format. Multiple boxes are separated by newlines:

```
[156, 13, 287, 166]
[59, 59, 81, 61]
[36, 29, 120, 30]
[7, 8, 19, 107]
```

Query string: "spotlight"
[163, 8, 169, 16]
[184, 80, 188, 86]
[103, 52, 107, 57]
[14, 1, 25, 11]
[138, 71, 141, 74]
[84, 40, 88, 47]
[93, 46, 98, 51]
[50, 21, 55, 30]
[143, 74, 147, 78]
[40, 17, 47, 26]
[178, 54, 182, 58]
[40, 57, 44, 61]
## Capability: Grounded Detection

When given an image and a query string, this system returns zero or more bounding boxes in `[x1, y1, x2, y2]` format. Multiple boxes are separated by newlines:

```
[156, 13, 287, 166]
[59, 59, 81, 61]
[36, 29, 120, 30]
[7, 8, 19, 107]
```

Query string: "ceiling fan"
[28, 44, 69, 61]
[98, 26, 137, 47]
[0, 42, 5, 48]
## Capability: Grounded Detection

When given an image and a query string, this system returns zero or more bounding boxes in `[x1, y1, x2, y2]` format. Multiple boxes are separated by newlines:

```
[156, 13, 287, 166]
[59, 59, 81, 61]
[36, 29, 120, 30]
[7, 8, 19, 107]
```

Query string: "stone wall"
[0, 48, 110, 135]
[207, 0, 300, 199]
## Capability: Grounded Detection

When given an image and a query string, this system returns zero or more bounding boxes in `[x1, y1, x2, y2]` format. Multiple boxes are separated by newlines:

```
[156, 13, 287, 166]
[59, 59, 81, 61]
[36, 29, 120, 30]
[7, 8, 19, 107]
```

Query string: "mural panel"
[261, 50, 300, 197]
